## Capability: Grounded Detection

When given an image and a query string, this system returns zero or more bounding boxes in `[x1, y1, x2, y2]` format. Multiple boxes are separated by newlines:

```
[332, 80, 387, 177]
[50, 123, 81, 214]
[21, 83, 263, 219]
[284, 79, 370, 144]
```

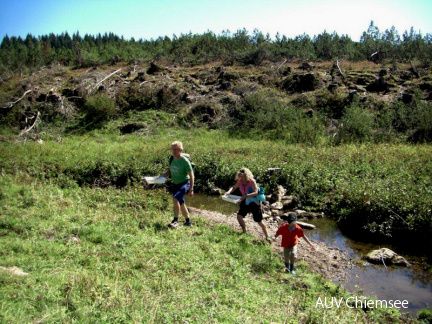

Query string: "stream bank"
[187, 193, 432, 316]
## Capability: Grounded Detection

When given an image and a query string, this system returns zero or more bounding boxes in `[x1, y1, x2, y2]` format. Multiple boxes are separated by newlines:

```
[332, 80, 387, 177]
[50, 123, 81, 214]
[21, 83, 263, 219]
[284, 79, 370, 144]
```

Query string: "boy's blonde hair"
[171, 141, 183, 150]
[236, 167, 254, 182]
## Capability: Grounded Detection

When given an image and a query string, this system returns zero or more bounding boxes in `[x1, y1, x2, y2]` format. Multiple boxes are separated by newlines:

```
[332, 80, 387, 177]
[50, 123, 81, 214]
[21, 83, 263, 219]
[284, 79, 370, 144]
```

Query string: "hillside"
[1, 58, 431, 145]
[1, 58, 432, 254]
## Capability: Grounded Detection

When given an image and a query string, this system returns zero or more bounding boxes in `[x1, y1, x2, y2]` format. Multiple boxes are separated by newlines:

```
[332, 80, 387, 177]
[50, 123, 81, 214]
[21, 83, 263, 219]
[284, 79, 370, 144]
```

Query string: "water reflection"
[305, 217, 432, 315]
[188, 193, 432, 316]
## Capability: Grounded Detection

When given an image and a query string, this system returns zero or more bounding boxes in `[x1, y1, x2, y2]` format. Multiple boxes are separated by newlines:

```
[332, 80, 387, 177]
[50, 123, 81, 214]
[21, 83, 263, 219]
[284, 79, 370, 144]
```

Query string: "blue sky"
[1, 0, 431, 41]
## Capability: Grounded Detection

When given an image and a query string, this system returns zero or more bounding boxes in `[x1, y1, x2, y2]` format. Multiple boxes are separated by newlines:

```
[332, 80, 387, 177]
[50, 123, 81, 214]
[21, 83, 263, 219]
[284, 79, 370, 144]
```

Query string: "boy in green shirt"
[161, 141, 194, 227]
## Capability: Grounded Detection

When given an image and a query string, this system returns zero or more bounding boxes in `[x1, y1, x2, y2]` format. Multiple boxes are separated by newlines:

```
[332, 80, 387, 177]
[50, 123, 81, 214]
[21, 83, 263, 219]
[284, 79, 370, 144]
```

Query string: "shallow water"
[186, 193, 432, 316]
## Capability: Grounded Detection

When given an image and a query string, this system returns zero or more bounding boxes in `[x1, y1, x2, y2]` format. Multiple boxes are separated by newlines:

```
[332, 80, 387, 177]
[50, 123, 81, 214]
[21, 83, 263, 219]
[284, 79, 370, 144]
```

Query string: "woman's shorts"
[171, 180, 190, 205]
[237, 200, 263, 222]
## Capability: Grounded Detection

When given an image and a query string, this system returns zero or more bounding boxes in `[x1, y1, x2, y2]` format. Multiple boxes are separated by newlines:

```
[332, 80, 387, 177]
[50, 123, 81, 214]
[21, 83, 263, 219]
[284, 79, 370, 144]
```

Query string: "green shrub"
[408, 100, 432, 143]
[314, 89, 348, 119]
[418, 308, 432, 324]
[335, 104, 375, 144]
[227, 89, 324, 144]
[82, 94, 118, 128]
[116, 84, 156, 112]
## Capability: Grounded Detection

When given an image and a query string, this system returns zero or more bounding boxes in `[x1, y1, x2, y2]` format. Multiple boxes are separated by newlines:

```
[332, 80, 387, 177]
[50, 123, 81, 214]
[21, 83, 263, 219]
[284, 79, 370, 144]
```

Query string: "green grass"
[1, 126, 431, 252]
[0, 173, 405, 323]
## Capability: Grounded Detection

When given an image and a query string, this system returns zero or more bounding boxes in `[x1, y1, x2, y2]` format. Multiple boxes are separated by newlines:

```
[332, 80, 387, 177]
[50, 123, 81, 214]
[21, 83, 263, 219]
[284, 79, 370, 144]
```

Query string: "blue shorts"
[171, 180, 190, 205]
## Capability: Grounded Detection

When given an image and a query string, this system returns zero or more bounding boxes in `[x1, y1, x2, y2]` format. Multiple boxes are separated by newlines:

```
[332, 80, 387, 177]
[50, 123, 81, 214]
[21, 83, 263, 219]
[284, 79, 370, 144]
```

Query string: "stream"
[186, 193, 432, 316]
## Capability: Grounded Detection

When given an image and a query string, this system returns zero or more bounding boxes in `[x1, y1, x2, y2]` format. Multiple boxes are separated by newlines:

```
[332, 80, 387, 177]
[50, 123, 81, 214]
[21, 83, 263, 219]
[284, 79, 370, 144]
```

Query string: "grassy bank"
[1, 125, 431, 256]
[0, 173, 406, 323]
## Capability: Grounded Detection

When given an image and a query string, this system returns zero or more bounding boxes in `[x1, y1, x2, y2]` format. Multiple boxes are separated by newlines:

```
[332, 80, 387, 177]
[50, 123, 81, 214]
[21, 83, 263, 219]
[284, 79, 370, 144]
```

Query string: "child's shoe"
[168, 219, 179, 228]
[284, 267, 291, 273]
[184, 219, 192, 227]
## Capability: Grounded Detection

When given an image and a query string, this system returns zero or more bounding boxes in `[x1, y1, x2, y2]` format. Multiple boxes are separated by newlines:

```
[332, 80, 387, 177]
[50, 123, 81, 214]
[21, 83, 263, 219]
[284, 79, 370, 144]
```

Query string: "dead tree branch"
[19, 111, 40, 136]
[276, 60, 287, 72]
[2, 90, 32, 109]
[336, 60, 344, 78]
[93, 69, 122, 90]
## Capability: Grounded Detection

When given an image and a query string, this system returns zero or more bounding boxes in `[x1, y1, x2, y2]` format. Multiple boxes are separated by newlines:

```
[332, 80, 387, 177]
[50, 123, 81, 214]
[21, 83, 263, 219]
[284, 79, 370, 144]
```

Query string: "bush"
[82, 94, 118, 128]
[314, 90, 348, 119]
[116, 84, 156, 112]
[418, 308, 432, 324]
[227, 89, 325, 144]
[335, 104, 375, 144]
[408, 101, 432, 143]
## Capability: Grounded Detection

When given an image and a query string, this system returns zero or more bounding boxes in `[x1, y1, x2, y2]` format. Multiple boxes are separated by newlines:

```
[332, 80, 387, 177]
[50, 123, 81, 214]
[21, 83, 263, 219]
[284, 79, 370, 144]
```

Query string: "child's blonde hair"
[236, 167, 254, 182]
[171, 141, 183, 150]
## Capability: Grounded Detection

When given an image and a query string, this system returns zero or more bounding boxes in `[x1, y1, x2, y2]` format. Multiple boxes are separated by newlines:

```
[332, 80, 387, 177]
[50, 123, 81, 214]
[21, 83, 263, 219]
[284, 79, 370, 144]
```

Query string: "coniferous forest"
[1, 21, 431, 75]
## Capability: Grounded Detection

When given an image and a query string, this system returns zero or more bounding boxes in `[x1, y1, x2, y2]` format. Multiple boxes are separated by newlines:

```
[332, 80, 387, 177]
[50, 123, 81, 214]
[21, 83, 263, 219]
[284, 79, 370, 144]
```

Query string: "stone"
[0, 266, 28, 276]
[281, 195, 298, 210]
[270, 202, 283, 210]
[365, 248, 410, 267]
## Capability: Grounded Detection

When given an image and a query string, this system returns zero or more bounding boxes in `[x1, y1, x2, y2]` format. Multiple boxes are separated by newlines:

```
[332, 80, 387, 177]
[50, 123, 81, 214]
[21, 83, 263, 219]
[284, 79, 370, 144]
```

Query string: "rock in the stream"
[365, 248, 411, 267]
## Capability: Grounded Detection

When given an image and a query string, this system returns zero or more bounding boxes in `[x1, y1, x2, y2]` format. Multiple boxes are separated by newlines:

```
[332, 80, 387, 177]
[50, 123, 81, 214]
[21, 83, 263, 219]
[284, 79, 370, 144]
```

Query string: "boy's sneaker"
[284, 268, 291, 273]
[290, 270, 297, 275]
[168, 220, 179, 228]
[184, 219, 192, 227]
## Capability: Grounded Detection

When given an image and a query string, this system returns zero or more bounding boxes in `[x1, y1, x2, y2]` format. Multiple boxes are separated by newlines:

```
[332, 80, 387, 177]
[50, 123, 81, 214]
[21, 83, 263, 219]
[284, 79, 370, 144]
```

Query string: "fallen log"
[297, 221, 316, 230]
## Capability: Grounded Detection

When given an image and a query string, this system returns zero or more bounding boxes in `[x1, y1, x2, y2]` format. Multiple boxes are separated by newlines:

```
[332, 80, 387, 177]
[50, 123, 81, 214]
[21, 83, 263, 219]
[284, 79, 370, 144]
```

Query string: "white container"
[222, 194, 242, 204]
[144, 176, 166, 184]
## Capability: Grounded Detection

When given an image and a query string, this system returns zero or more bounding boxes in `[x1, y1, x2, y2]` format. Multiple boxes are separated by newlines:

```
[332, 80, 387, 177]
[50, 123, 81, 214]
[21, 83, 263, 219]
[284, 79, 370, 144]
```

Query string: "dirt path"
[189, 207, 352, 283]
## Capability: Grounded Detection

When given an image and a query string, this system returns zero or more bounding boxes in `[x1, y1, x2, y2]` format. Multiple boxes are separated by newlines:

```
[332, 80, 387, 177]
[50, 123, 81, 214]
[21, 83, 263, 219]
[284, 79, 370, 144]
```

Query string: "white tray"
[222, 194, 241, 204]
[144, 176, 166, 184]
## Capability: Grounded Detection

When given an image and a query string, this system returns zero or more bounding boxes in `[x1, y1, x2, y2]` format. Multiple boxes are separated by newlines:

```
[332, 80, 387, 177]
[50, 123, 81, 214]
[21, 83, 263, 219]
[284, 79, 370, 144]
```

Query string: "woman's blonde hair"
[236, 167, 254, 181]
[171, 141, 183, 150]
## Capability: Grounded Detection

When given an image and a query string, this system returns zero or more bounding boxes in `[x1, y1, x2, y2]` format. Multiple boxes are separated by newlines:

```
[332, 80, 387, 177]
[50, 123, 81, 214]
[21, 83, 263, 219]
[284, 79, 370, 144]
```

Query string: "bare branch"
[276, 60, 287, 72]
[19, 111, 40, 136]
[2, 90, 32, 109]
[93, 69, 122, 89]
[336, 60, 344, 77]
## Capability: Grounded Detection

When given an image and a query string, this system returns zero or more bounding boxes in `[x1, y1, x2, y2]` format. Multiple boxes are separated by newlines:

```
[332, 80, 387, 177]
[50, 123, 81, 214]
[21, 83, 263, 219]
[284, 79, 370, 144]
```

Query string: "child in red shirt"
[273, 213, 315, 275]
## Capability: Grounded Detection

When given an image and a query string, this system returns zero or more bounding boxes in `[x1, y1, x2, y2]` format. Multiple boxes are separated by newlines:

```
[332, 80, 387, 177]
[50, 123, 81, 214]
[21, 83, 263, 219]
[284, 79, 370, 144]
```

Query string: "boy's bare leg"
[180, 203, 189, 219]
[173, 198, 180, 218]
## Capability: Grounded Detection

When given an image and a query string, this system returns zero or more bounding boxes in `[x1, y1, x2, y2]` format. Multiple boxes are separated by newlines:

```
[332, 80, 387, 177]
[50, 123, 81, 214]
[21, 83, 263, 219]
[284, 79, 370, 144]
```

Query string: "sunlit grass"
[0, 174, 402, 323]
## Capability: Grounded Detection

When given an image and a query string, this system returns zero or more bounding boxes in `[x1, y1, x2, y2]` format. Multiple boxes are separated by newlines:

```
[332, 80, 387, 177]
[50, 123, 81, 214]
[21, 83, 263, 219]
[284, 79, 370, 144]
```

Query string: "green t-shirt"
[169, 156, 193, 184]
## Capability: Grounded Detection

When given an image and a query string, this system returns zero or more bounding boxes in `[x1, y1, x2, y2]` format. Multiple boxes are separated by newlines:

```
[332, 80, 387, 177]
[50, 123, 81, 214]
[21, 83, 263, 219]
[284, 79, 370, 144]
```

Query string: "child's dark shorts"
[237, 200, 263, 222]
[170, 180, 190, 205]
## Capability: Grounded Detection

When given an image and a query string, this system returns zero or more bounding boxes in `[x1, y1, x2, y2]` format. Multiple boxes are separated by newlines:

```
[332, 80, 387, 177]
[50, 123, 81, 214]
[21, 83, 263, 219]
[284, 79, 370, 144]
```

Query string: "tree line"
[1, 21, 431, 76]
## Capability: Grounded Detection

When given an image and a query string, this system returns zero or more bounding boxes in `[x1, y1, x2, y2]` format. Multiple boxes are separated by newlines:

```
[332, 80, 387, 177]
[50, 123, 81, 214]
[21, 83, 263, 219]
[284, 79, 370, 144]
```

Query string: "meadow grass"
[1, 126, 429, 321]
[0, 173, 405, 323]
[1, 126, 431, 250]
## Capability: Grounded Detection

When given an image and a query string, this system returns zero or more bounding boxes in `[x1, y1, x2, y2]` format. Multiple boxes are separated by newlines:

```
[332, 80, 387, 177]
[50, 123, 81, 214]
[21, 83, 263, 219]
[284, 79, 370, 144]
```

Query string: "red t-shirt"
[276, 223, 304, 249]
